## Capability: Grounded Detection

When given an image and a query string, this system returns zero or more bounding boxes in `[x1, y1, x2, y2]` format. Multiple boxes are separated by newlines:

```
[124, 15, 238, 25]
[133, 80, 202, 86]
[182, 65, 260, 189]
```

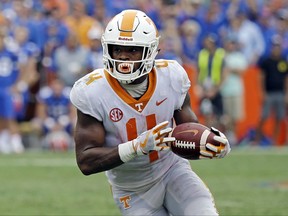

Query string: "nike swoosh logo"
[156, 98, 167, 106]
[176, 129, 198, 136]
[140, 133, 149, 148]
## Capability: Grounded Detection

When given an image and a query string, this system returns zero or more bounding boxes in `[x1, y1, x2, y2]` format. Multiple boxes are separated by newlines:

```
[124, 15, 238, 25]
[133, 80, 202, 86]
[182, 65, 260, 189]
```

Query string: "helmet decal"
[119, 10, 138, 37]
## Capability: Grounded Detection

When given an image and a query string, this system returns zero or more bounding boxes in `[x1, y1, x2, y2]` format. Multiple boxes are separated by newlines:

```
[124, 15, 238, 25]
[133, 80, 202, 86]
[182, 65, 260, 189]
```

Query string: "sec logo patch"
[109, 108, 123, 122]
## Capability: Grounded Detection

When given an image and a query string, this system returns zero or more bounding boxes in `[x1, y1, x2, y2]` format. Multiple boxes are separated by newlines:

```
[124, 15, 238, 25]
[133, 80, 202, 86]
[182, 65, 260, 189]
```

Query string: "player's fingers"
[200, 150, 214, 158]
[156, 137, 175, 145]
[155, 145, 170, 151]
[206, 143, 225, 153]
[163, 137, 175, 143]
[158, 127, 172, 137]
[206, 143, 219, 153]
[153, 121, 169, 133]
[216, 150, 226, 158]
[213, 136, 228, 145]
[199, 155, 212, 159]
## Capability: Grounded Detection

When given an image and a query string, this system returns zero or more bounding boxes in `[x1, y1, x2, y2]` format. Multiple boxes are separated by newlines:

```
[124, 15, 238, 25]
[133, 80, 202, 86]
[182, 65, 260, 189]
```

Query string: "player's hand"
[118, 121, 175, 162]
[132, 121, 175, 155]
[200, 127, 231, 159]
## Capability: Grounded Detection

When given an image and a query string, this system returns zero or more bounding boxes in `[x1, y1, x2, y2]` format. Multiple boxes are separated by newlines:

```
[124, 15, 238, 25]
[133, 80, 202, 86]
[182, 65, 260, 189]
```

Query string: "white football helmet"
[101, 9, 160, 83]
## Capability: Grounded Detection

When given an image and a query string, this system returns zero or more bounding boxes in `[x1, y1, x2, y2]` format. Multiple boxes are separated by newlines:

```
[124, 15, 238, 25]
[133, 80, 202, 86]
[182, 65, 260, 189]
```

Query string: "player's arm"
[75, 109, 174, 175]
[173, 93, 198, 125]
[74, 110, 123, 175]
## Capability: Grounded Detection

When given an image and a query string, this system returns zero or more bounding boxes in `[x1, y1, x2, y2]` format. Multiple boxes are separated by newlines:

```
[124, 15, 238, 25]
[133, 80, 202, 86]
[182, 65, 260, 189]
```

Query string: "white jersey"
[70, 59, 191, 191]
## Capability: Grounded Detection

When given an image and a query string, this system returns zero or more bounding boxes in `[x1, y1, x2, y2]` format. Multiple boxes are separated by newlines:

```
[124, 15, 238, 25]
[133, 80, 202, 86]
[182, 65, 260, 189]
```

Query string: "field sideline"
[0, 146, 288, 216]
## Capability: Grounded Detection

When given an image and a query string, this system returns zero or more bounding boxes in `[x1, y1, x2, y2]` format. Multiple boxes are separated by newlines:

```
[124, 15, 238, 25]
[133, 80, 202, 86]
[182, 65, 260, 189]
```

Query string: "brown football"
[171, 122, 221, 160]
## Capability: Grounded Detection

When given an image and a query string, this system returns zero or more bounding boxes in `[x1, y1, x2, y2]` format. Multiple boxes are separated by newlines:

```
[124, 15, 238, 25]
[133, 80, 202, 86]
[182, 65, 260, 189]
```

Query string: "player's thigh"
[164, 161, 218, 216]
[111, 183, 169, 216]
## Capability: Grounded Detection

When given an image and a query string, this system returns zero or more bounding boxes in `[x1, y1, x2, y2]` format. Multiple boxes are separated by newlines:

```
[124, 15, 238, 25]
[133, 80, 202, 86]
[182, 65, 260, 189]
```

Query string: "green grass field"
[1, 146, 288, 216]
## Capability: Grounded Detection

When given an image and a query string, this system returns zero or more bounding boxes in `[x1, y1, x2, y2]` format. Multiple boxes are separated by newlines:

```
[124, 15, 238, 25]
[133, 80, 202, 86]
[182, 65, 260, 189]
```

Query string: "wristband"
[118, 140, 136, 162]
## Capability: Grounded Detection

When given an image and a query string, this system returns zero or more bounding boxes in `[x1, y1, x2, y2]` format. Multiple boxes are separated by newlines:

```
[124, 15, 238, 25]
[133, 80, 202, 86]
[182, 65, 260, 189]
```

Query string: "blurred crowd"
[0, 0, 287, 154]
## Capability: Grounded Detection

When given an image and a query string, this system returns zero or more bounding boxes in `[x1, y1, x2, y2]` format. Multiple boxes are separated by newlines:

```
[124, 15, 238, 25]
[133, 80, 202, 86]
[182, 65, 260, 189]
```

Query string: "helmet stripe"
[120, 10, 137, 37]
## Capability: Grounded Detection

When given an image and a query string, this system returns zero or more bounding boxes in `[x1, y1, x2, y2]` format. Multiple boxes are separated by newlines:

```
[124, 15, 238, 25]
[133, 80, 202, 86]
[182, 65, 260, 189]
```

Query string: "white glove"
[200, 127, 231, 159]
[118, 121, 175, 162]
[133, 121, 175, 155]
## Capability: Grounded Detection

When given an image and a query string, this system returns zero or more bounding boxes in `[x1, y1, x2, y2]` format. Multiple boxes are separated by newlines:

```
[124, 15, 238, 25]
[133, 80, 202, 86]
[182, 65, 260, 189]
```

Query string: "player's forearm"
[76, 146, 123, 175]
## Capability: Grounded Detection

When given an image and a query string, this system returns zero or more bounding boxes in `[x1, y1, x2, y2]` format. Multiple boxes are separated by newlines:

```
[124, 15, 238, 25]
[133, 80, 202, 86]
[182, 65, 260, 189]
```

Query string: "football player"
[70, 9, 231, 216]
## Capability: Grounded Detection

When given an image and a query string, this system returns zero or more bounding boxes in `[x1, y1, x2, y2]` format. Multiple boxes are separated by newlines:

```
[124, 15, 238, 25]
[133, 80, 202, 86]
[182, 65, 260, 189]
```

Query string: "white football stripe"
[200, 129, 210, 150]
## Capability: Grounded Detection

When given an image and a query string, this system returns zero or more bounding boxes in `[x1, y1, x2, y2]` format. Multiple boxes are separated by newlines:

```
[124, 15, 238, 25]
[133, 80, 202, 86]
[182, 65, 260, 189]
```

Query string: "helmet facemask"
[103, 41, 159, 84]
